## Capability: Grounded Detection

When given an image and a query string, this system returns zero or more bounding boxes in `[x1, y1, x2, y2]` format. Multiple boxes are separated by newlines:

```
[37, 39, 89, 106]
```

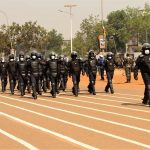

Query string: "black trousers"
[141, 72, 150, 104]
[88, 72, 96, 94]
[1, 74, 7, 92]
[50, 75, 58, 96]
[9, 74, 17, 94]
[105, 71, 114, 93]
[59, 73, 68, 90]
[31, 75, 41, 96]
[18, 75, 27, 95]
[72, 72, 81, 96]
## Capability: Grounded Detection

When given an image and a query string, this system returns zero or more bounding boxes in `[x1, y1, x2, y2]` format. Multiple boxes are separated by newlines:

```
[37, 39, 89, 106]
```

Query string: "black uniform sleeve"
[133, 56, 140, 80]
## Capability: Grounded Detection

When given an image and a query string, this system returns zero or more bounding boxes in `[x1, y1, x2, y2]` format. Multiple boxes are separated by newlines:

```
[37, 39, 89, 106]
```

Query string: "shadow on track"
[121, 103, 148, 107]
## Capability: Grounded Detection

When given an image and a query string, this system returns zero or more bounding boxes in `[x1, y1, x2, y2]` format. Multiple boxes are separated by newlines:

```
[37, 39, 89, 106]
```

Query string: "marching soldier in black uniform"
[41, 56, 48, 93]
[123, 53, 134, 83]
[17, 52, 28, 96]
[68, 51, 84, 96]
[134, 43, 150, 106]
[8, 54, 18, 95]
[27, 51, 40, 99]
[104, 52, 116, 94]
[25, 55, 31, 93]
[47, 52, 59, 98]
[58, 55, 68, 91]
[37, 53, 45, 95]
[85, 50, 98, 95]
[0, 57, 8, 92]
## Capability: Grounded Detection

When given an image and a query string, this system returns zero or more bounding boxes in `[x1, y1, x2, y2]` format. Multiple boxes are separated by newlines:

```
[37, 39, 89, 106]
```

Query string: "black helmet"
[59, 54, 64, 60]
[89, 49, 94, 54]
[126, 53, 130, 57]
[107, 52, 113, 60]
[26, 55, 30, 59]
[88, 49, 95, 59]
[9, 54, 14, 59]
[31, 51, 37, 60]
[19, 51, 24, 58]
[142, 43, 150, 55]
[71, 51, 77, 59]
[55, 54, 58, 60]
[31, 51, 36, 56]
[49, 51, 56, 59]
[1, 57, 5, 62]
[37, 53, 42, 59]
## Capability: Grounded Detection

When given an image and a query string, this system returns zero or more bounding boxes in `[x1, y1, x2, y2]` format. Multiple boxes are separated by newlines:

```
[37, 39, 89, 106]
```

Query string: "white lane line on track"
[92, 94, 141, 101]
[1, 95, 150, 133]
[38, 97, 150, 133]
[113, 92, 142, 97]
[1, 102, 150, 149]
[1, 112, 99, 150]
[60, 93, 138, 103]
[60, 95, 149, 113]
[79, 94, 140, 103]
[58, 95, 150, 113]
[0, 128, 38, 150]
[56, 97, 150, 122]
[42, 95, 150, 122]
[57, 89, 143, 97]
[68, 92, 141, 101]
[44, 90, 150, 112]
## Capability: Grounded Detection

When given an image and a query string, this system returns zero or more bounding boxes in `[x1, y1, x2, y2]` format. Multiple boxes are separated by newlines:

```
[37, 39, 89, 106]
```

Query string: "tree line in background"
[0, 3, 150, 57]
[0, 21, 64, 56]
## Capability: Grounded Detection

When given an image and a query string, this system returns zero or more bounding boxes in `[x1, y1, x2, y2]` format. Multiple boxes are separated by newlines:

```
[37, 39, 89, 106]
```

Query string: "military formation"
[0, 43, 149, 106]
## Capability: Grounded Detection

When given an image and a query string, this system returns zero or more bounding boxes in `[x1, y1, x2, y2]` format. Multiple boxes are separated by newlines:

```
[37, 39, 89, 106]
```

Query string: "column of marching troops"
[0, 43, 149, 106]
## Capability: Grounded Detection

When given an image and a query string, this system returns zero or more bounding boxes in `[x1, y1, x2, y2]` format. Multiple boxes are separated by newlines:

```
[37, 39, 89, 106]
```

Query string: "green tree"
[73, 15, 103, 56]
[46, 29, 64, 55]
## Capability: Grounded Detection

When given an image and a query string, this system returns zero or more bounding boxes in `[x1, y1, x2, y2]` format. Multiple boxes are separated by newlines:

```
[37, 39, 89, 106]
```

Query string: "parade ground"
[0, 69, 150, 150]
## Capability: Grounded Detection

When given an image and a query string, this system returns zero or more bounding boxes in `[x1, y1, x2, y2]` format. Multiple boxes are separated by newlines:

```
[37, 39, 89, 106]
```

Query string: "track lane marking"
[57, 95, 150, 113]
[79, 94, 144, 104]
[1, 112, 99, 150]
[0, 128, 38, 150]
[1, 103, 150, 149]
[53, 96, 150, 121]
[58, 95, 150, 112]
[112, 92, 142, 97]
[1, 96, 150, 134]
[94, 94, 141, 101]
[62, 90, 143, 98]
